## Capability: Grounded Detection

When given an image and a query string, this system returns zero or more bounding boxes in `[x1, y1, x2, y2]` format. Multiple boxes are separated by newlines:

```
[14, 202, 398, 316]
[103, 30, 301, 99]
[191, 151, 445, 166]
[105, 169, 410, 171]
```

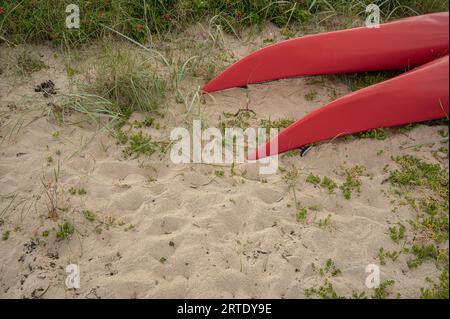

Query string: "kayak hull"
[248, 55, 450, 160]
[202, 12, 449, 93]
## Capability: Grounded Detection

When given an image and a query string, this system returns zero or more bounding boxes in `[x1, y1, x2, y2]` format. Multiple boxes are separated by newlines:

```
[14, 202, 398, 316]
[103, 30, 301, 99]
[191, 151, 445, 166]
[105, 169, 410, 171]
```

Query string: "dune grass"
[1, 0, 447, 46]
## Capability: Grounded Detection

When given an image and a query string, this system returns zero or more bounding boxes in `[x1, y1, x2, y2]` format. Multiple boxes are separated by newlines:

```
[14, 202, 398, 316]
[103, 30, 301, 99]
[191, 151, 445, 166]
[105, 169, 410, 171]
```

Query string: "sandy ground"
[0, 26, 448, 298]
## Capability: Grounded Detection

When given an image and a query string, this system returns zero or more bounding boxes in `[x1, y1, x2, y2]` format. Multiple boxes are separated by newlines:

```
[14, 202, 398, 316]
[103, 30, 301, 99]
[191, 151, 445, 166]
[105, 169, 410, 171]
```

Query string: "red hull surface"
[248, 55, 449, 160]
[202, 12, 449, 93]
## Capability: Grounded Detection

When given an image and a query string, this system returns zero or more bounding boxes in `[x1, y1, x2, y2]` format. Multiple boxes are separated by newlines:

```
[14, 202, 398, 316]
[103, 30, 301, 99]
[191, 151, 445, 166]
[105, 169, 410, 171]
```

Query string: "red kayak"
[202, 12, 449, 93]
[201, 12, 449, 160]
[248, 55, 449, 160]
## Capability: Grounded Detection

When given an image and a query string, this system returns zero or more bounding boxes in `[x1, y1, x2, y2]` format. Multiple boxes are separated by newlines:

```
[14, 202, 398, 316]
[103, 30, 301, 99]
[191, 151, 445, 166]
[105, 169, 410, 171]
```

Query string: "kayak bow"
[202, 12, 449, 93]
[247, 55, 449, 160]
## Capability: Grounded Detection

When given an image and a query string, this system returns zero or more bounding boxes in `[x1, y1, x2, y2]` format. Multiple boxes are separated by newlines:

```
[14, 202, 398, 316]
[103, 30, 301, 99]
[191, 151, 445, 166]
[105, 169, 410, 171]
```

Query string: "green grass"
[82, 209, 96, 222]
[356, 128, 389, 140]
[56, 221, 74, 240]
[214, 170, 225, 177]
[337, 71, 403, 92]
[49, 45, 168, 129]
[219, 111, 255, 132]
[304, 90, 317, 101]
[386, 154, 449, 298]
[123, 131, 158, 158]
[283, 165, 300, 210]
[312, 258, 342, 277]
[115, 129, 129, 145]
[68, 186, 87, 195]
[390, 155, 449, 199]
[340, 165, 365, 200]
[2, 1, 446, 46]
[421, 268, 449, 299]
[296, 207, 307, 223]
[389, 223, 406, 243]
[391, 156, 449, 244]
[260, 118, 294, 130]
[377, 247, 387, 265]
[317, 214, 332, 230]
[321, 176, 337, 194]
[344, 128, 390, 141]
[2, 230, 10, 241]
[86, 47, 167, 117]
[305, 280, 345, 299]
[305, 173, 337, 194]
[372, 280, 395, 299]
[407, 244, 439, 269]
[306, 173, 321, 185]
[306, 259, 344, 299]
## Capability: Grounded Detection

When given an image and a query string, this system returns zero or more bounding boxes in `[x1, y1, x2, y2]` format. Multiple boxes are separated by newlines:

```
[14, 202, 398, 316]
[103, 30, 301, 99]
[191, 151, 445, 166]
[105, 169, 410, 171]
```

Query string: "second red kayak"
[248, 55, 449, 160]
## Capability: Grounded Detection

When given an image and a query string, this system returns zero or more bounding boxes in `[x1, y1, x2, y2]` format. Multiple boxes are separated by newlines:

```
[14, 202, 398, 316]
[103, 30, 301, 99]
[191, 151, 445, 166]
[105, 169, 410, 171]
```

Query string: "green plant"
[321, 176, 337, 193]
[407, 244, 438, 268]
[421, 267, 449, 299]
[214, 170, 225, 177]
[306, 259, 343, 299]
[283, 166, 300, 209]
[115, 129, 129, 145]
[82, 210, 96, 222]
[88, 48, 167, 117]
[123, 131, 157, 158]
[304, 90, 317, 101]
[321, 259, 341, 277]
[390, 155, 448, 199]
[159, 257, 167, 264]
[377, 247, 386, 266]
[56, 221, 74, 240]
[389, 223, 406, 242]
[337, 71, 402, 92]
[68, 187, 77, 195]
[2, 0, 446, 46]
[69, 186, 87, 196]
[372, 280, 395, 299]
[351, 291, 368, 299]
[318, 214, 332, 230]
[306, 173, 321, 185]
[2, 230, 10, 241]
[355, 128, 389, 140]
[260, 118, 294, 130]
[296, 208, 307, 223]
[340, 166, 365, 200]
[219, 111, 254, 132]
[305, 280, 344, 299]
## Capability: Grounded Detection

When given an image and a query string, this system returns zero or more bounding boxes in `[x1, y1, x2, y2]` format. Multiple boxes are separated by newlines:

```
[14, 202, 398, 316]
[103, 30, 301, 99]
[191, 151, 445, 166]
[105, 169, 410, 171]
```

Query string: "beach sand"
[0, 26, 448, 299]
